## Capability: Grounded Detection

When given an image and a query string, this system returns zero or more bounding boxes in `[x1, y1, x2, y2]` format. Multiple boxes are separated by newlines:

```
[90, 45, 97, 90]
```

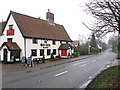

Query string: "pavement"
[1, 55, 95, 77]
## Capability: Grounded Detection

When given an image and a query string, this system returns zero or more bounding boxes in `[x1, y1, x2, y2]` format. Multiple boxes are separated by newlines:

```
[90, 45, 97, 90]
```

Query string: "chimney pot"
[46, 9, 54, 24]
[48, 9, 50, 12]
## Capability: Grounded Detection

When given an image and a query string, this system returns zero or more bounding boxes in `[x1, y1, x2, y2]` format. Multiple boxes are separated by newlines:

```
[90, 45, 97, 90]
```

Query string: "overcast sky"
[0, 0, 114, 41]
[0, 0, 93, 40]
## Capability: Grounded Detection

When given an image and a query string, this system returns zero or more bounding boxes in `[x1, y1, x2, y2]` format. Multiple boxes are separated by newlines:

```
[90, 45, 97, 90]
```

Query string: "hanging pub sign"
[7, 29, 14, 36]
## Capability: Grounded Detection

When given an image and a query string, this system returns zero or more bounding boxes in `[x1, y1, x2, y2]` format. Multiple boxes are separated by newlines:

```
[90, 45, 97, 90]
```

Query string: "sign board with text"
[7, 30, 14, 36]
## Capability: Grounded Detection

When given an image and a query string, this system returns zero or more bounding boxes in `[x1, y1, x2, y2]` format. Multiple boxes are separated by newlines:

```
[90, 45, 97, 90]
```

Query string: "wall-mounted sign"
[7, 30, 14, 36]
[40, 44, 50, 47]
[40, 43, 50, 49]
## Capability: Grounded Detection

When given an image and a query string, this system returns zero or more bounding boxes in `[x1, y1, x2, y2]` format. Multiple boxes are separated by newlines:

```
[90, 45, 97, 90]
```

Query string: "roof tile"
[2, 42, 21, 51]
[12, 11, 72, 41]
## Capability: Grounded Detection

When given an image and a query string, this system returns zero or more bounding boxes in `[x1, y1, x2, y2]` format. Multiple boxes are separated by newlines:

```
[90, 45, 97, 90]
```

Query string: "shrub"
[74, 47, 80, 52]
[73, 52, 79, 57]
[80, 48, 89, 55]
[117, 51, 120, 59]
[90, 47, 99, 54]
[51, 53, 54, 59]
[42, 54, 45, 60]
[30, 54, 32, 58]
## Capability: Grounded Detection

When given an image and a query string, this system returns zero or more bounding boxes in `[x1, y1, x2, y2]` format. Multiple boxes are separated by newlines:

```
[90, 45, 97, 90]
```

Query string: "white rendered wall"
[0, 14, 25, 60]
[1, 46, 10, 62]
[26, 39, 61, 59]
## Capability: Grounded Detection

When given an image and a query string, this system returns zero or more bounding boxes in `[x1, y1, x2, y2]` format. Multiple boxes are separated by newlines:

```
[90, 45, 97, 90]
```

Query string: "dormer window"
[52, 40, 56, 45]
[33, 38, 38, 44]
[9, 25, 13, 30]
[7, 38, 13, 42]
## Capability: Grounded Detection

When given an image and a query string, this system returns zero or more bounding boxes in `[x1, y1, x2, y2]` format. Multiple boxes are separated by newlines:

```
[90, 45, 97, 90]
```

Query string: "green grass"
[113, 50, 118, 54]
[86, 65, 120, 89]
[117, 51, 120, 59]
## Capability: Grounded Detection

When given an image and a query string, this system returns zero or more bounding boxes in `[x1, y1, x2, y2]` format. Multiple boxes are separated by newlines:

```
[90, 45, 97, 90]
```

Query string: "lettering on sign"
[40, 43, 51, 48]
[7, 30, 14, 36]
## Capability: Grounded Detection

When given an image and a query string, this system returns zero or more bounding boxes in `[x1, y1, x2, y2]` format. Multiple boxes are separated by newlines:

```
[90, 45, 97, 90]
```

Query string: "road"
[2, 49, 116, 88]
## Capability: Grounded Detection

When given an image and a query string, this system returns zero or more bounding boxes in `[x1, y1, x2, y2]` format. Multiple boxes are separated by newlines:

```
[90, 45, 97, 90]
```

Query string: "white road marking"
[106, 65, 110, 68]
[79, 67, 106, 88]
[89, 77, 92, 79]
[93, 68, 103, 76]
[92, 60, 96, 62]
[79, 67, 104, 88]
[79, 79, 92, 88]
[81, 64, 86, 67]
[73, 63, 80, 66]
[79, 64, 87, 68]
[54, 71, 68, 77]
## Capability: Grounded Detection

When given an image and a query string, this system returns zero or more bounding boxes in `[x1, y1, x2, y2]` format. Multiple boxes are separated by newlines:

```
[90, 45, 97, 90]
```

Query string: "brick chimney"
[46, 9, 54, 24]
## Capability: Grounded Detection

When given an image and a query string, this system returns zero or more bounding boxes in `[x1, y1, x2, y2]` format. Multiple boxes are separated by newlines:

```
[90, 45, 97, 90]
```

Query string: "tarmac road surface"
[2, 49, 117, 88]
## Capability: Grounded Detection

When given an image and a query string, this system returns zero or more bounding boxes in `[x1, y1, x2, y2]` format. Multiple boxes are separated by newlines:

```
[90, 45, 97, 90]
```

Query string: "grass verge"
[86, 65, 120, 89]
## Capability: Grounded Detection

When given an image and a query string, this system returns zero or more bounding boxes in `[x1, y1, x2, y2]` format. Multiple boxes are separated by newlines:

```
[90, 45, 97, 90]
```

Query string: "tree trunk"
[117, 27, 120, 59]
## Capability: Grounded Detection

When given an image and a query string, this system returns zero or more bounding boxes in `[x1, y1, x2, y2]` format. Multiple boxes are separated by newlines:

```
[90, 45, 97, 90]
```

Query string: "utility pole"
[79, 34, 80, 46]
[79, 34, 80, 56]
[88, 37, 90, 55]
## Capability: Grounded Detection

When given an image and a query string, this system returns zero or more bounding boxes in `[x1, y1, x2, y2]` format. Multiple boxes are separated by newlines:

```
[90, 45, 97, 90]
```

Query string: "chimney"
[46, 9, 54, 24]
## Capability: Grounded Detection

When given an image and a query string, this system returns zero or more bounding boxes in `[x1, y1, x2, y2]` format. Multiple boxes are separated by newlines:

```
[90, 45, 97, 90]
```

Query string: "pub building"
[0, 10, 73, 63]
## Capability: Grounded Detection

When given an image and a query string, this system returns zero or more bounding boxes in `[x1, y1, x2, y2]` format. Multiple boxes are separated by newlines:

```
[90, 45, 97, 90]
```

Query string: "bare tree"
[83, 0, 120, 36]
[83, 0, 120, 58]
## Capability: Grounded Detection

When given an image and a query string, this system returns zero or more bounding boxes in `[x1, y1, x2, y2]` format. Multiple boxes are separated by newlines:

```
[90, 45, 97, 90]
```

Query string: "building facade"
[0, 10, 73, 62]
[73, 41, 79, 47]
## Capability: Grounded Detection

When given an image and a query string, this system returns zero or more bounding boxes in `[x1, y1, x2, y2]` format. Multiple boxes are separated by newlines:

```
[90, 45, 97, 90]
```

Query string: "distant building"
[73, 41, 79, 47]
[0, 10, 73, 62]
[96, 40, 102, 51]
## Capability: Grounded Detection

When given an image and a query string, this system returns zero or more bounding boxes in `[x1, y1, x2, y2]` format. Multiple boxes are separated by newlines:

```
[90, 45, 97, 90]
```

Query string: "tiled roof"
[2, 42, 21, 51]
[59, 44, 72, 50]
[73, 41, 79, 45]
[11, 11, 72, 41]
[0, 22, 6, 35]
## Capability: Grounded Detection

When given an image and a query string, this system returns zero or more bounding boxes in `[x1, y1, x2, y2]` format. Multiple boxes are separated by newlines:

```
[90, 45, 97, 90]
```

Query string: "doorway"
[61, 50, 67, 56]
[3, 49, 8, 62]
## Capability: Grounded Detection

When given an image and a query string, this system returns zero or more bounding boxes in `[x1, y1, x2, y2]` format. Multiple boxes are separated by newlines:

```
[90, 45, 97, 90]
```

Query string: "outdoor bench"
[33, 58, 42, 64]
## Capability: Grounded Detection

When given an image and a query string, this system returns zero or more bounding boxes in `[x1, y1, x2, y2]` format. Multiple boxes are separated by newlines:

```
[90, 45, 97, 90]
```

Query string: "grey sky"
[0, 0, 94, 40]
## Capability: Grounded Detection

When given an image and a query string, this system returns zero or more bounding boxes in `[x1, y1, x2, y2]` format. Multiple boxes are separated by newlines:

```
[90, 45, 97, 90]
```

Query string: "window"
[11, 51, 20, 58]
[9, 25, 13, 30]
[52, 40, 56, 45]
[53, 49, 56, 55]
[33, 38, 38, 44]
[40, 49, 44, 56]
[7, 38, 13, 42]
[47, 49, 51, 55]
[31, 49, 37, 56]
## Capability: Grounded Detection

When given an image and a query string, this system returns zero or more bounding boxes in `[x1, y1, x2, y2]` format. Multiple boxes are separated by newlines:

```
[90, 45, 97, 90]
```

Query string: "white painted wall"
[1, 46, 10, 62]
[0, 14, 73, 61]
[0, 14, 25, 61]
[26, 39, 61, 59]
